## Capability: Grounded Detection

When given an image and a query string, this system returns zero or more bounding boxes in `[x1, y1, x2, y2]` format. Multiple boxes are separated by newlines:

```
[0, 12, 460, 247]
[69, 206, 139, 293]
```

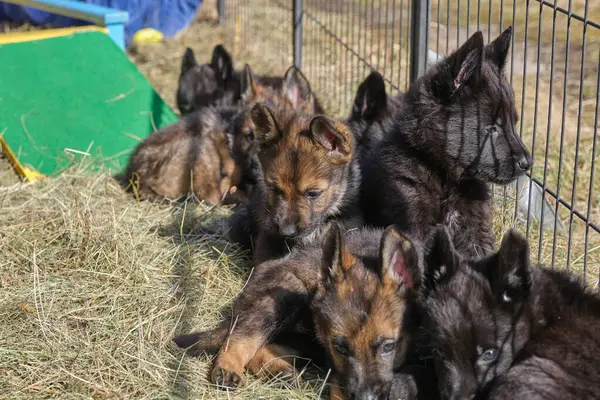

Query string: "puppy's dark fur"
[173, 238, 327, 388]
[422, 227, 600, 399]
[177, 45, 325, 114]
[347, 70, 402, 163]
[360, 27, 532, 259]
[177, 45, 241, 114]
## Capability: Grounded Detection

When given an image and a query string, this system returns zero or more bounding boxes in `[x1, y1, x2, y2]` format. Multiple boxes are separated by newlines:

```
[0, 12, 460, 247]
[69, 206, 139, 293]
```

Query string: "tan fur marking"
[212, 334, 264, 382]
[298, 179, 329, 194]
[329, 382, 346, 400]
[246, 343, 304, 379]
[341, 248, 356, 272]
[350, 284, 407, 366]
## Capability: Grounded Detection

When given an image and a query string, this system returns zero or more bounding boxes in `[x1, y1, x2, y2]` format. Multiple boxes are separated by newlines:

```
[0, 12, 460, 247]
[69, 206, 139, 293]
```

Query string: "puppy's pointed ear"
[309, 116, 353, 164]
[379, 225, 421, 295]
[489, 229, 531, 304]
[241, 64, 259, 103]
[282, 66, 316, 112]
[423, 226, 460, 292]
[250, 103, 281, 148]
[211, 45, 234, 83]
[181, 48, 197, 74]
[321, 223, 354, 285]
[432, 31, 484, 100]
[352, 71, 388, 121]
[485, 26, 512, 70]
[450, 31, 484, 90]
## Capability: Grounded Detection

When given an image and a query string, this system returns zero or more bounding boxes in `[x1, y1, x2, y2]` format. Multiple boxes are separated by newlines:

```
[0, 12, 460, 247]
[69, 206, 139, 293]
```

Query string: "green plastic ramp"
[0, 30, 178, 178]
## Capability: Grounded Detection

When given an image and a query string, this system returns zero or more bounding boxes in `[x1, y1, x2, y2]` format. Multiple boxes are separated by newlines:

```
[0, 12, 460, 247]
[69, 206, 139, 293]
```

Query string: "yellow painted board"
[0, 25, 108, 45]
[0, 136, 44, 182]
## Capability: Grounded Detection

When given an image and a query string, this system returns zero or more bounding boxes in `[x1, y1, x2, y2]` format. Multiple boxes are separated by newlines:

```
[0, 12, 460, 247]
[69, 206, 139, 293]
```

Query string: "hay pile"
[0, 165, 322, 399]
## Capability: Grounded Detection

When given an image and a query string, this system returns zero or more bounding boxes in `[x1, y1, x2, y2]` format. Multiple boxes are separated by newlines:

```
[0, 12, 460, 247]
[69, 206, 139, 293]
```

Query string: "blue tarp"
[0, 0, 203, 45]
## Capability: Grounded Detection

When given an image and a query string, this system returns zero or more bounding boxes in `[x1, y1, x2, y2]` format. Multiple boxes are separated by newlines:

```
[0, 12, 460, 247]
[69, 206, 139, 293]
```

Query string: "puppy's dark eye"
[380, 341, 396, 355]
[480, 348, 498, 363]
[433, 348, 445, 359]
[269, 185, 284, 195]
[332, 337, 350, 356]
[334, 343, 349, 356]
[306, 189, 323, 200]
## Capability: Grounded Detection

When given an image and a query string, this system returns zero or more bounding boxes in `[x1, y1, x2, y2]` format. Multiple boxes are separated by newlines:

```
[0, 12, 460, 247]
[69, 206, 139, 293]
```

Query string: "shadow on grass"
[157, 200, 251, 398]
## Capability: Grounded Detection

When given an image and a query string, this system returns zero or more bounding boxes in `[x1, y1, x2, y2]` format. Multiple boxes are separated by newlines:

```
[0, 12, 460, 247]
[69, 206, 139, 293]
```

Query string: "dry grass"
[0, 164, 325, 399]
[1, 0, 599, 398]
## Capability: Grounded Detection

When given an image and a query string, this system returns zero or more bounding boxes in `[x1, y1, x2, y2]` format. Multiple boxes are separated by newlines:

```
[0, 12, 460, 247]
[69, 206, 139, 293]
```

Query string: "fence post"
[293, 0, 303, 69]
[217, 0, 225, 24]
[410, 0, 429, 83]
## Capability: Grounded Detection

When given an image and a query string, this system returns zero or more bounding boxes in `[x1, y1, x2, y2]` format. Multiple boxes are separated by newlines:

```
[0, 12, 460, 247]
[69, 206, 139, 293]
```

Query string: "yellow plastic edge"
[0, 26, 108, 45]
[0, 136, 45, 182]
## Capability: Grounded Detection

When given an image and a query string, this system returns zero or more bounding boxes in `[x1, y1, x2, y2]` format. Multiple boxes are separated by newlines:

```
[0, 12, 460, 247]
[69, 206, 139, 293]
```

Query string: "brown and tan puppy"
[173, 224, 422, 400]
[124, 65, 318, 204]
[312, 225, 421, 400]
[125, 106, 238, 204]
[229, 103, 363, 263]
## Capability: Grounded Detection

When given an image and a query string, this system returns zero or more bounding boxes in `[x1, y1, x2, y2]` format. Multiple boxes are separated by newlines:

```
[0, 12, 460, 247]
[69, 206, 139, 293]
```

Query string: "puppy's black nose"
[517, 155, 532, 171]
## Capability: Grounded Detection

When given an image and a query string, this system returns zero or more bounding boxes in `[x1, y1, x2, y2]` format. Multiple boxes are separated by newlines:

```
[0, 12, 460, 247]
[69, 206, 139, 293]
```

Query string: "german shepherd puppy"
[228, 103, 362, 263]
[360, 27, 532, 259]
[173, 224, 422, 400]
[124, 65, 317, 204]
[177, 45, 325, 115]
[313, 225, 422, 400]
[421, 227, 600, 399]
[177, 45, 240, 114]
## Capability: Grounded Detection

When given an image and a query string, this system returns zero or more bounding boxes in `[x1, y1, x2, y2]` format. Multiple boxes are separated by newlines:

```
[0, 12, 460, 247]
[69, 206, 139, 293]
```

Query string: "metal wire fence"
[220, 0, 599, 285]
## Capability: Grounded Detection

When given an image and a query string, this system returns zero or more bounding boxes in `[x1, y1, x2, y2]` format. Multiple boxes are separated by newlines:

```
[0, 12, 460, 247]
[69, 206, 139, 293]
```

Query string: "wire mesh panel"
[221, 0, 293, 80]
[300, 0, 414, 116]
[222, 0, 600, 286]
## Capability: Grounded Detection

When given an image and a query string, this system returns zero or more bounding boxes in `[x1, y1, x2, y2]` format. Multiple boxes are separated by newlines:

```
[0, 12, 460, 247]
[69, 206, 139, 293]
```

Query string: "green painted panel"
[0, 31, 178, 175]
